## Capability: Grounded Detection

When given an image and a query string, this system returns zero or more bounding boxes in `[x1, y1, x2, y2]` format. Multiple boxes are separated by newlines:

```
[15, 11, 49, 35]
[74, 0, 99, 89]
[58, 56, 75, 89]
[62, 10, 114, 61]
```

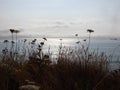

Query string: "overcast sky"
[0, 0, 120, 38]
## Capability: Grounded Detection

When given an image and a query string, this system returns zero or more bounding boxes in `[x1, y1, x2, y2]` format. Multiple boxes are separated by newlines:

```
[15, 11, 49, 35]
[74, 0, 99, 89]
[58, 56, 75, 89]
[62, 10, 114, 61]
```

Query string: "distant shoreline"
[0, 35, 120, 40]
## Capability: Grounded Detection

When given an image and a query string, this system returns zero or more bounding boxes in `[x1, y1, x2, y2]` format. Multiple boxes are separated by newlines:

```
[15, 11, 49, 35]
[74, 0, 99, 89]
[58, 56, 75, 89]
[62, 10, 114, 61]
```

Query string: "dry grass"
[0, 45, 119, 90]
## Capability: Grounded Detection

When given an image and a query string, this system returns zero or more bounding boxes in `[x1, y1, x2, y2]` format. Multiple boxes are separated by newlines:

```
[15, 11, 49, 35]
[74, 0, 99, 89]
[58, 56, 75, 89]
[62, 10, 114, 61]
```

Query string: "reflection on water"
[45, 38, 120, 57]
[0, 37, 120, 57]
[47, 38, 120, 70]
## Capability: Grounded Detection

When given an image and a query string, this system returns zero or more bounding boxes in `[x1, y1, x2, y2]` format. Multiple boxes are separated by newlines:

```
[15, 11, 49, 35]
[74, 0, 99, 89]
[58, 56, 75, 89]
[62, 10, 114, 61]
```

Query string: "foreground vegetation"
[0, 29, 120, 90]
[0, 45, 120, 90]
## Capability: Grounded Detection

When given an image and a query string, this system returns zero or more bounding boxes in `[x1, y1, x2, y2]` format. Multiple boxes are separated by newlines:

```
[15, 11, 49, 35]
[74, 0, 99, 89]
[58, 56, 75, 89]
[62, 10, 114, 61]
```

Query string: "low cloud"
[32, 20, 84, 29]
[49, 25, 69, 29]
[1, 18, 120, 38]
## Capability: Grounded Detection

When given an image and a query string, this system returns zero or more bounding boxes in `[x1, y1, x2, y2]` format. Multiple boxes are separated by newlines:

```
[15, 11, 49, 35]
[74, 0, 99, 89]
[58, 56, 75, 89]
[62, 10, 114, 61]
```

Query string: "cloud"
[0, 30, 10, 37]
[46, 21, 69, 29]
[50, 25, 69, 29]
[31, 20, 84, 30]
[0, 16, 120, 38]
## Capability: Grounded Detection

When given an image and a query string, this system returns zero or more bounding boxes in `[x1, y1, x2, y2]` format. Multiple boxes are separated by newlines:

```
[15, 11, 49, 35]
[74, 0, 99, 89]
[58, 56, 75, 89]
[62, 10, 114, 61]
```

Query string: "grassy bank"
[0, 46, 120, 90]
[0, 30, 120, 90]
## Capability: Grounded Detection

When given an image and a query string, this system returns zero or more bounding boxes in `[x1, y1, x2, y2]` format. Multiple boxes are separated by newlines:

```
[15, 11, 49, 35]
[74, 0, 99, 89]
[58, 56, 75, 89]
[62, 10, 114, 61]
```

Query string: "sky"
[0, 0, 120, 38]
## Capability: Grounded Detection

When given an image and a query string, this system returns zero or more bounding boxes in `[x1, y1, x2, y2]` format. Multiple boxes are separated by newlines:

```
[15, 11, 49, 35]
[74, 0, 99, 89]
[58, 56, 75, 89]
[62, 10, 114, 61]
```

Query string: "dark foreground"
[0, 49, 120, 90]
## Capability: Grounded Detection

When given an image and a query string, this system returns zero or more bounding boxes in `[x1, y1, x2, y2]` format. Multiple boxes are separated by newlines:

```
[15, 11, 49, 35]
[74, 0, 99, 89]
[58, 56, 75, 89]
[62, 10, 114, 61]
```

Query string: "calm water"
[42, 37, 120, 70]
[0, 37, 120, 69]
[44, 38, 120, 59]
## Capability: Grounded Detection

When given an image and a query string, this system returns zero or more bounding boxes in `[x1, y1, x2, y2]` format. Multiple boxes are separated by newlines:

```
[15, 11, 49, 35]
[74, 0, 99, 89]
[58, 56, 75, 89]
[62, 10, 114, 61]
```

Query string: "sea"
[0, 37, 120, 70]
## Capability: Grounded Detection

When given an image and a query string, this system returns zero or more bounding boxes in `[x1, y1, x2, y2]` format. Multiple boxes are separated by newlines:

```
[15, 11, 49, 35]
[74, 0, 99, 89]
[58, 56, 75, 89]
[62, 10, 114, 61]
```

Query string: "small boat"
[110, 38, 118, 40]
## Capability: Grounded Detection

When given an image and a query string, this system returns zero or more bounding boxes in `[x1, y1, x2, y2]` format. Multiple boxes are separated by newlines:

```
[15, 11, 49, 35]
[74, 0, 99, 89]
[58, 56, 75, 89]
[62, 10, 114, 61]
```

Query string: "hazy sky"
[0, 0, 120, 37]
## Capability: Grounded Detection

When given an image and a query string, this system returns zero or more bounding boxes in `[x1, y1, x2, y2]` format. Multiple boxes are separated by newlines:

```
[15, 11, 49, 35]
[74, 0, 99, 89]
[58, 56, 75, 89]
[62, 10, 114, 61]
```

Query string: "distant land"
[0, 34, 120, 41]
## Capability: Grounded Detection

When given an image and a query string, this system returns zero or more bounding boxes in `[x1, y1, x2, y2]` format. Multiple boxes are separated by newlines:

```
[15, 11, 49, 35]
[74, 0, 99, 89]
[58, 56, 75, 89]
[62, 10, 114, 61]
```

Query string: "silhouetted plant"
[30, 39, 37, 56]
[2, 48, 8, 61]
[4, 40, 9, 49]
[9, 29, 15, 59]
[21, 39, 27, 61]
[2, 40, 9, 61]
[43, 37, 47, 41]
[58, 38, 63, 57]
[83, 39, 86, 42]
[37, 38, 47, 59]
[10, 29, 15, 41]
[75, 34, 82, 47]
[14, 30, 20, 60]
[14, 30, 20, 52]
[0, 28, 120, 90]
[87, 29, 94, 50]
